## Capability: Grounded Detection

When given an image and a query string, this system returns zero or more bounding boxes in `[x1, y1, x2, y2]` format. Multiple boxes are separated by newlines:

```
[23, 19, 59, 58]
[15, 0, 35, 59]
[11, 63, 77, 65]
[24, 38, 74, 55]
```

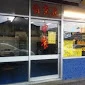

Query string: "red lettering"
[52, 7, 58, 16]
[33, 4, 40, 14]
[43, 4, 49, 15]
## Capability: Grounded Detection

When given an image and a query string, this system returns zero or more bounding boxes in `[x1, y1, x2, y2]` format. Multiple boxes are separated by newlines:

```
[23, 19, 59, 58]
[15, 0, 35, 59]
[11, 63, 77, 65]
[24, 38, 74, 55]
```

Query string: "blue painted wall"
[63, 58, 85, 80]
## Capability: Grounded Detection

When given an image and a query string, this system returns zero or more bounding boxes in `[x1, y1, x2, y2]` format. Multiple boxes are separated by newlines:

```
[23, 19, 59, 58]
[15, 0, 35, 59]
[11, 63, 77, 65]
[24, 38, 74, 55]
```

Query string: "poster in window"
[64, 22, 85, 58]
[48, 31, 56, 44]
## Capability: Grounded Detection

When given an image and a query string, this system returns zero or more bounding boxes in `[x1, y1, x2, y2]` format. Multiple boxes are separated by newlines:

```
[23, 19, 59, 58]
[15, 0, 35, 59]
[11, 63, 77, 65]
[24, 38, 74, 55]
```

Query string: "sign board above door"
[31, 1, 62, 19]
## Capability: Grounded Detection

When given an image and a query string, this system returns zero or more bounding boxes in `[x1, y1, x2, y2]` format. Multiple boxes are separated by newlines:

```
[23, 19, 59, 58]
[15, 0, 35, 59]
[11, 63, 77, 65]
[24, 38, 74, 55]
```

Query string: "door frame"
[29, 17, 61, 81]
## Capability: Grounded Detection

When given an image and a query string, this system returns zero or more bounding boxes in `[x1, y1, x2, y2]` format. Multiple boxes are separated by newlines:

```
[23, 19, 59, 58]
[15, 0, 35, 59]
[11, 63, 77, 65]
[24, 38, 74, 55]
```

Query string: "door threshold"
[29, 78, 61, 85]
[30, 74, 59, 81]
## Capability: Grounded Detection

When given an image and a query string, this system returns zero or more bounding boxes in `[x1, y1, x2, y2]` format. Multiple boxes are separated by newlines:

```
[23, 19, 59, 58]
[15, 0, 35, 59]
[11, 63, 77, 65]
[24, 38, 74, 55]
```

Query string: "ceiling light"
[64, 11, 85, 19]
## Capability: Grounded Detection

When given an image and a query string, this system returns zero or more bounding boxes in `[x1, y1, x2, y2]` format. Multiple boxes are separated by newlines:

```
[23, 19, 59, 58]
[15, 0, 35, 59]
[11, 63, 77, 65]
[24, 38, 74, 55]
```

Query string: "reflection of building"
[0, 17, 28, 57]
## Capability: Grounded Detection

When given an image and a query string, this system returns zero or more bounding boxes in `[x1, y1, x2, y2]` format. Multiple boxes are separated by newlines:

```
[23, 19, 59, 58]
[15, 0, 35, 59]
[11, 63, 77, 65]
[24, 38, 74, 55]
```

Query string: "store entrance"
[30, 19, 61, 81]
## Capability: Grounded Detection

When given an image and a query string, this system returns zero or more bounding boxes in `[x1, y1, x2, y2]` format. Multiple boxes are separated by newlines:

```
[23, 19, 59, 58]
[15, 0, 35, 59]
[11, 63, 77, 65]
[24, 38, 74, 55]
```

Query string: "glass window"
[0, 16, 29, 57]
[64, 21, 85, 57]
[31, 19, 59, 55]
[0, 0, 29, 15]
[31, 59, 58, 77]
[0, 61, 28, 84]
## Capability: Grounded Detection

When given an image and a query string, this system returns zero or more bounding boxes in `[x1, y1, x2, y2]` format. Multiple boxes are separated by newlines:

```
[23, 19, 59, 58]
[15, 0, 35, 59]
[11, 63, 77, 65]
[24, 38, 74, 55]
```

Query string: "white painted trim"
[0, 13, 29, 18]
[29, 78, 61, 85]
[58, 21, 60, 77]
[30, 18, 61, 81]
[30, 75, 59, 81]
[63, 56, 85, 59]
[31, 16, 61, 21]
[0, 56, 28, 63]
[63, 19, 85, 23]
[30, 55, 59, 60]
[60, 5, 64, 80]
[29, 0, 31, 82]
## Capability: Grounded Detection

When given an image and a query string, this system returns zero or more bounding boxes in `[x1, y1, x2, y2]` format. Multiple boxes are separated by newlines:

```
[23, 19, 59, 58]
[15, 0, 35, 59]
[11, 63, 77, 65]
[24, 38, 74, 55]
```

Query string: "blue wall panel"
[63, 58, 85, 80]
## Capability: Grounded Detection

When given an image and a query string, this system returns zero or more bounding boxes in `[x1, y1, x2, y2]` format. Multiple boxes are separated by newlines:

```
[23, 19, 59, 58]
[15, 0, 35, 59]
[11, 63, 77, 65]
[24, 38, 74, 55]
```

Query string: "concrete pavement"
[32, 78, 85, 85]
[7, 78, 85, 85]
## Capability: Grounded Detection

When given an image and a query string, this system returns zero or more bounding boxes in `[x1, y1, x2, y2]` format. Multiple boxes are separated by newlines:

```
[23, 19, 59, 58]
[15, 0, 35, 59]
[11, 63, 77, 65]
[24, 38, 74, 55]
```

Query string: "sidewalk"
[31, 78, 85, 85]
[7, 78, 85, 85]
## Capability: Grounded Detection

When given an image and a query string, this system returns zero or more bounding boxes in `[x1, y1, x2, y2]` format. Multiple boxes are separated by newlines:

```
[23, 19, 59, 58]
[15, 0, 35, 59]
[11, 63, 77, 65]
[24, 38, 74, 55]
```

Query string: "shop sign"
[31, 1, 62, 18]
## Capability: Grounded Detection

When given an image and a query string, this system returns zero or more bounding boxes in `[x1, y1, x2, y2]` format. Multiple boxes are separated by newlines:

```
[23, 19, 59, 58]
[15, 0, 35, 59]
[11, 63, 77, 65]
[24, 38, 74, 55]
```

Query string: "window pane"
[64, 22, 85, 57]
[31, 19, 59, 55]
[0, 16, 28, 57]
[0, 0, 29, 15]
[31, 59, 58, 77]
[0, 61, 28, 84]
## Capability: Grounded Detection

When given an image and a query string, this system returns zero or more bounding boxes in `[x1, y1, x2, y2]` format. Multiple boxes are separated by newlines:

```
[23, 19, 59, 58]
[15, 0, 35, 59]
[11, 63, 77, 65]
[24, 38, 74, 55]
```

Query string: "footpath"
[32, 78, 85, 85]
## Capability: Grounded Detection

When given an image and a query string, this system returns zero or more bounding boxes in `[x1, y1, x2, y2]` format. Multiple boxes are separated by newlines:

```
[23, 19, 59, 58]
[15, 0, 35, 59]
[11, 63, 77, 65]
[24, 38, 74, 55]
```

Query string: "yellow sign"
[48, 31, 56, 44]
[64, 40, 82, 58]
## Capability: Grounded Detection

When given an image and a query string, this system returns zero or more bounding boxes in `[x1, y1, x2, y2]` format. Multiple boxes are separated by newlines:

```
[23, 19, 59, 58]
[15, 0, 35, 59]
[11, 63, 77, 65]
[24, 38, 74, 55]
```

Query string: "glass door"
[30, 19, 60, 81]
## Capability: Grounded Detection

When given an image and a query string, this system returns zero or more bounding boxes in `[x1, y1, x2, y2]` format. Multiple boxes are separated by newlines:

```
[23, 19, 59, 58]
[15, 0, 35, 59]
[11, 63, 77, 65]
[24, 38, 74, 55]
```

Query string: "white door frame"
[29, 18, 61, 81]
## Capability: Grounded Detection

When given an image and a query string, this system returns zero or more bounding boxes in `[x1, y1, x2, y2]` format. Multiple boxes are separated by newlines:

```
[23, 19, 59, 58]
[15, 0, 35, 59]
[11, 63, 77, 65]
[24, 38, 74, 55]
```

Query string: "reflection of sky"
[0, 16, 8, 23]
[33, 22, 58, 29]
[0, 16, 14, 23]
[31, 19, 59, 29]
[64, 22, 85, 32]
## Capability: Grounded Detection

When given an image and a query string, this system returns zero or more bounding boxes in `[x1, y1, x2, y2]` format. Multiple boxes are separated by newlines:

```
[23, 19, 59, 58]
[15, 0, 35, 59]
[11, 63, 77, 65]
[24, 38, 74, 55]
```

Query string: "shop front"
[63, 5, 85, 80]
[1, 0, 85, 85]
[30, 0, 62, 82]
[0, 0, 62, 84]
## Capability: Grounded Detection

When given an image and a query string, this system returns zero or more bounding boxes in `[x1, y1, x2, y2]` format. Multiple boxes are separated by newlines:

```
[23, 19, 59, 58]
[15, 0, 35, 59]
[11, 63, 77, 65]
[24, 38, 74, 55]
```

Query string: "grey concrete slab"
[6, 78, 85, 85]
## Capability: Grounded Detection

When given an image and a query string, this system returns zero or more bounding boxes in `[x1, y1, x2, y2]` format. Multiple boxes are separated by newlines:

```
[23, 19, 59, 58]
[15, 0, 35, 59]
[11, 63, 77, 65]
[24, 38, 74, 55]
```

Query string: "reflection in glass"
[31, 19, 59, 55]
[0, 16, 28, 57]
[31, 59, 58, 77]
[0, 61, 28, 84]
[0, 0, 28, 15]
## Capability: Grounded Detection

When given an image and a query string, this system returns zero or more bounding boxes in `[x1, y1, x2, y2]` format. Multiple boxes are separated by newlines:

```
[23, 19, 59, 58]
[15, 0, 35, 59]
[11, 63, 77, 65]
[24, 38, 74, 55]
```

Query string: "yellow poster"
[64, 40, 82, 58]
[48, 31, 56, 44]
